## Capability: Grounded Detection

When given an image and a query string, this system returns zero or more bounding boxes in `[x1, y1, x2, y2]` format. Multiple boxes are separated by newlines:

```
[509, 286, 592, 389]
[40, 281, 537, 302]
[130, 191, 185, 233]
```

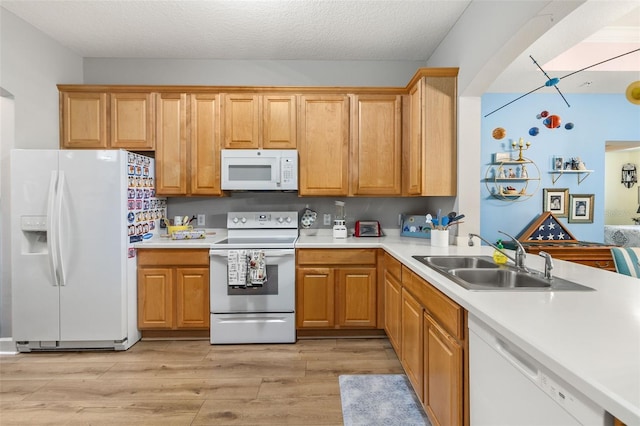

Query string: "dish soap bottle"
[493, 239, 508, 265]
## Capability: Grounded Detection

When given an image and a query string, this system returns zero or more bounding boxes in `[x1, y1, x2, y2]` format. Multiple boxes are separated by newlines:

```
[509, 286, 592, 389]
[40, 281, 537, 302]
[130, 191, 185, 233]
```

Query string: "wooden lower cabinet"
[424, 312, 463, 426]
[401, 288, 424, 400]
[296, 249, 377, 330]
[137, 249, 210, 330]
[391, 262, 466, 426]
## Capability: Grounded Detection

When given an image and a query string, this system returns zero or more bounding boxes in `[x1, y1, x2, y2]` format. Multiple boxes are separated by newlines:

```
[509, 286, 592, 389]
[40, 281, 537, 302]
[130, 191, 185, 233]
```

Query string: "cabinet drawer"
[384, 252, 402, 281]
[297, 249, 377, 266]
[402, 266, 464, 341]
[137, 249, 209, 266]
[572, 259, 616, 271]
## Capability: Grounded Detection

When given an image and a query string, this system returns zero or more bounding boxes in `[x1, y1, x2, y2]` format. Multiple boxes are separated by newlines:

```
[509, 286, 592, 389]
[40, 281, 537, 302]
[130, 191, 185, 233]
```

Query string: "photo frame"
[568, 194, 594, 223]
[542, 188, 569, 217]
[552, 156, 564, 171]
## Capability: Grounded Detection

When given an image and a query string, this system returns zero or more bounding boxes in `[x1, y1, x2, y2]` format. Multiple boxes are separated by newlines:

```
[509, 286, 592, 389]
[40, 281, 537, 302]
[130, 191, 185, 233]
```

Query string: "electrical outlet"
[323, 214, 331, 225]
[197, 214, 206, 226]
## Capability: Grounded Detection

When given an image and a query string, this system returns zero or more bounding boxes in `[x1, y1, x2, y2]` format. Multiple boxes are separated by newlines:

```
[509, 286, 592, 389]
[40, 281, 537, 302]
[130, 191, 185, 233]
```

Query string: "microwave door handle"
[274, 159, 281, 185]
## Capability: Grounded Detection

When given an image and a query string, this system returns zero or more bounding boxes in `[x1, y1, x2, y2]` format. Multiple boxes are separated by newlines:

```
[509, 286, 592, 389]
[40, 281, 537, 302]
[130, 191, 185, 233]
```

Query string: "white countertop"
[136, 230, 640, 424]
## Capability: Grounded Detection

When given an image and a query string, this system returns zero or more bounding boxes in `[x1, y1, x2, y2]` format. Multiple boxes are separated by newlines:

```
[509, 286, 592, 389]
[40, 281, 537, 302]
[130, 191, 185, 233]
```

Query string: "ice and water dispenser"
[20, 215, 48, 254]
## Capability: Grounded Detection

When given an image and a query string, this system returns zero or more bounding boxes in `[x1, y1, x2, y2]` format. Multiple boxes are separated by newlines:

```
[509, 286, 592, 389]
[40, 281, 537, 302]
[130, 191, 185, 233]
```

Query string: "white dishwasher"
[469, 315, 611, 426]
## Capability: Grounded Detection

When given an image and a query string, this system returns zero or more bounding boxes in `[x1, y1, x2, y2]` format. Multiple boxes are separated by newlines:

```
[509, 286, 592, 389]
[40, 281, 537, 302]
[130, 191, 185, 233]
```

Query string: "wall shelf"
[485, 157, 540, 202]
[549, 170, 594, 185]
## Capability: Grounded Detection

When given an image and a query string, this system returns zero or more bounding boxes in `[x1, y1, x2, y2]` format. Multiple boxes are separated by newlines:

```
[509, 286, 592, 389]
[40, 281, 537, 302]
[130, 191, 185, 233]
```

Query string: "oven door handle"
[209, 249, 294, 257]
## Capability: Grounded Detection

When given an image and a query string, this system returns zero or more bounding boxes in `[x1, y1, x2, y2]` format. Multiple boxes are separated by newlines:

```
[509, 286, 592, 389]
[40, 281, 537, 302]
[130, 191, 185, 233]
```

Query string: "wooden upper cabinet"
[155, 93, 188, 195]
[190, 93, 222, 195]
[222, 94, 296, 149]
[262, 95, 296, 149]
[407, 83, 423, 195]
[61, 92, 108, 149]
[223, 94, 260, 149]
[351, 94, 402, 195]
[405, 75, 457, 196]
[298, 95, 349, 196]
[110, 93, 155, 150]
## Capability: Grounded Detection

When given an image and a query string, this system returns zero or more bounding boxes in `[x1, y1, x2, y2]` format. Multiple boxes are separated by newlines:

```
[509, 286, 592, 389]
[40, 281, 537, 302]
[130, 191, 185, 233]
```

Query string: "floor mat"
[339, 374, 430, 426]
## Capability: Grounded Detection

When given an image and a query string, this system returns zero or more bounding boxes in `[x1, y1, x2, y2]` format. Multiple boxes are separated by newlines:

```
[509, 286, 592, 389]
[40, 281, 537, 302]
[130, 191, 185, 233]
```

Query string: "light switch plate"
[197, 214, 206, 226]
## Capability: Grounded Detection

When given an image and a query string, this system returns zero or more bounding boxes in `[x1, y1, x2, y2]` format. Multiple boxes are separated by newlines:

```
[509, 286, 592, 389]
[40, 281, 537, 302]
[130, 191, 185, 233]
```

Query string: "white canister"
[431, 229, 449, 247]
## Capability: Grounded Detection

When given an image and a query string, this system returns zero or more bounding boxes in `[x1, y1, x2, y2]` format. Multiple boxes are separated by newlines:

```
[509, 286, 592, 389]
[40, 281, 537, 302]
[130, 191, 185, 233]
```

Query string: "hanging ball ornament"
[540, 110, 549, 118]
[492, 127, 506, 140]
[544, 115, 561, 129]
[565, 122, 574, 130]
[529, 127, 539, 136]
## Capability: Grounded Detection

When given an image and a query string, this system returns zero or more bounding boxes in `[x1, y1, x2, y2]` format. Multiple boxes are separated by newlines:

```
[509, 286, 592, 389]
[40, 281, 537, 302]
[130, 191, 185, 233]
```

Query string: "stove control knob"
[277, 217, 284, 223]
[232, 217, 239, 224]
[285, 216, 292, 223]
[240, 217, 247, 224]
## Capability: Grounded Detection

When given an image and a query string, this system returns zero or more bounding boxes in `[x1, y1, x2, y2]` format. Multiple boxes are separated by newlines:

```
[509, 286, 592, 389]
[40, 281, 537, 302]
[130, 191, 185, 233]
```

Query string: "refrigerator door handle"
[55, 171, 67, 286]
[46, 171, 60, 286]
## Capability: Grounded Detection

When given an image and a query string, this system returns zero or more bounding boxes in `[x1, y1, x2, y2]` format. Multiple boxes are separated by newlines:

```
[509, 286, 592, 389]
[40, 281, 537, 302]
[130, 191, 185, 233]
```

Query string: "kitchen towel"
[227, 250, 248, 286]
[248, 250, 267, 286]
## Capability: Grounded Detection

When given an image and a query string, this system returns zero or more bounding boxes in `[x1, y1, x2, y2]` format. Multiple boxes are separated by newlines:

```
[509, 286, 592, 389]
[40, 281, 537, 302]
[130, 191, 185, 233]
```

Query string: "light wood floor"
[0, 337, 403, 425]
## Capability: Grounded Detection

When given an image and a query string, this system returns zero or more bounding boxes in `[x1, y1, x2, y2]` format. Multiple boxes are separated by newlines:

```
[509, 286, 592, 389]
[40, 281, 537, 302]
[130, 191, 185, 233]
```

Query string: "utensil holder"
[431, 229, 449, 247]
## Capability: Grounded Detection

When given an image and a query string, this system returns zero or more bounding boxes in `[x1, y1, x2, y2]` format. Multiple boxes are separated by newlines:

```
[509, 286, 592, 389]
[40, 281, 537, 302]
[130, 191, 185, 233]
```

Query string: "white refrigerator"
[10, 149, 166, 352]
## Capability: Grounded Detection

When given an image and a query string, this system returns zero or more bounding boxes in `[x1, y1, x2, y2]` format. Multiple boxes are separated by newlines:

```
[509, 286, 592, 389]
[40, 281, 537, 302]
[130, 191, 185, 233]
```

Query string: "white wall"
[0, 7, 83, 149]
[605, 149, 640, 225]
[0, 8, 83, 340]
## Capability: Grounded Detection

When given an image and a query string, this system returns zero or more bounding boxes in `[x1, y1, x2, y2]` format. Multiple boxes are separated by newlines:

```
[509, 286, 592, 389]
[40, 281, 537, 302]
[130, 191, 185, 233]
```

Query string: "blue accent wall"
[481, 93, 640, 244]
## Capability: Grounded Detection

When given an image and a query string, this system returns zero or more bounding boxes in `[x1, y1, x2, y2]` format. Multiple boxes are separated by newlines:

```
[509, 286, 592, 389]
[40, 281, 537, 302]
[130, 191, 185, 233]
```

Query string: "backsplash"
[167, 192, 455, 232]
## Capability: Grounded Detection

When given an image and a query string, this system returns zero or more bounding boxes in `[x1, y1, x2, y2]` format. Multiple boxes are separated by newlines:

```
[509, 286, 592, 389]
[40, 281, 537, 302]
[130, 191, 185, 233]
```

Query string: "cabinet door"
[156, 93, 187, 195]
[176, 267, 210, 329]
[110, 92, 154, 150]
[384, 270, 402, 353]
[336, 267, 377, 328]
[223, 94, 259, 149]
[424, 313, 463, 426]
[60, 92, 108, 148]
[262, 95, 296, 149]
[406, 82, 423, 195]
[138, 267, 173, 329]
[351, 95, 402, 195]
[296, 267, 335, 328]
[190, 94, 222, 195]
[423, 77, 457, 196]
[298, 95, 349, 196]
[401, 288, 424, 400]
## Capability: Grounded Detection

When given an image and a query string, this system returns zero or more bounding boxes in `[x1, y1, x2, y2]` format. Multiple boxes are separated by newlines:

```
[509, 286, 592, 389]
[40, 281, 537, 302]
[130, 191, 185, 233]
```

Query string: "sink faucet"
[468, 230, 528, 271]
[539, 251, 554, 279]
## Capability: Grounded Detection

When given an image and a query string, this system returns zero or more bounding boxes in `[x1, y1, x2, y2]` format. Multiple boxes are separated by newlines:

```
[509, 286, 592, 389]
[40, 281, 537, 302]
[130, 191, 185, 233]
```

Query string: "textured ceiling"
[2, 0, 638, 94]
[0, 0, 471, 60]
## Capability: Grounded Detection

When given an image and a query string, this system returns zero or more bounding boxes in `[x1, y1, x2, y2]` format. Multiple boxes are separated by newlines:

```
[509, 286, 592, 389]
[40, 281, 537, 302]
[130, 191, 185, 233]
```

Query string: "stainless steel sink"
[449, 268, 550, 289]
[412, 255, 594, 292]
[417, 256, 499, 270]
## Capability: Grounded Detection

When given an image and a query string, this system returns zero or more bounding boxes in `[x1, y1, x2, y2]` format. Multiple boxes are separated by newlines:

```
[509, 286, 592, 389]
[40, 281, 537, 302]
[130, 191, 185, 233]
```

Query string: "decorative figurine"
[498, 166, 506, 179]
[508, 168, 516, 178]
[521, 165, 528, 178]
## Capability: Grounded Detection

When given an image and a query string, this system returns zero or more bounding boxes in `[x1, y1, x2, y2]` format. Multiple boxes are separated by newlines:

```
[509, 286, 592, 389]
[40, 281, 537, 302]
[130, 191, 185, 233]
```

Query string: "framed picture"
[543, 188, 569, 217]
[552, 156, 564, 171]
[568, 194, 594, 223]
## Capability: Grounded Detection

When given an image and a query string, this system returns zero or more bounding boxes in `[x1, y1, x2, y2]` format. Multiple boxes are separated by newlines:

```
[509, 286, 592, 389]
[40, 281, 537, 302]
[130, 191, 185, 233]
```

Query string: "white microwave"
[221, 149, 298, 191]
